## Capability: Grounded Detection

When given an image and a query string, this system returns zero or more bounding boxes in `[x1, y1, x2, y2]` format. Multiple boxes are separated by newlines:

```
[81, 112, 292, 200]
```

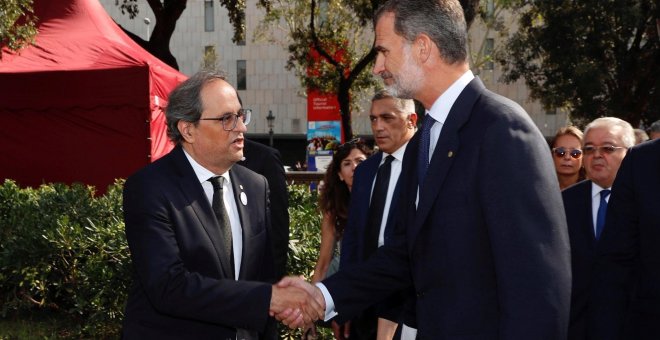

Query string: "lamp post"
[144, 17, 151, 39]
[266, 110, 275, 147]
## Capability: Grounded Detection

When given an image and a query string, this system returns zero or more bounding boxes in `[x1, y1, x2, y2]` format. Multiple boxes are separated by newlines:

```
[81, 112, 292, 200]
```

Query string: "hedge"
[0, 179, 329, 339]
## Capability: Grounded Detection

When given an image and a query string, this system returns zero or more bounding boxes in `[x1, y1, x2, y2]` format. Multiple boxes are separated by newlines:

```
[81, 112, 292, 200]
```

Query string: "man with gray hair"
[275, 0, 571, 338]
[338, 89, 417, 339]
[561, 117, 635, 339]
[121, 70, 322, 339]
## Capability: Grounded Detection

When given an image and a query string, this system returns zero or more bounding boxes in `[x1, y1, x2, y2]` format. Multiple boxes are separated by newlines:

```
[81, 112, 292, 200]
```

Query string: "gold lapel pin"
[448, 151, 454, 158]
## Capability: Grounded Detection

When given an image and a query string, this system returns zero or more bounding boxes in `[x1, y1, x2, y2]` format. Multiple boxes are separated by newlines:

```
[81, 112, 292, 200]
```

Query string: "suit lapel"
[171, 146, 235, 279]
[357, 153, 383, 256]
[411, 78, 483, 241]
[229, 168, 250, 279]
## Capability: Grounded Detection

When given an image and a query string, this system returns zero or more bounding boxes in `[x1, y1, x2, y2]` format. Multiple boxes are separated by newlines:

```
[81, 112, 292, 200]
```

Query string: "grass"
[0, 311, 76, 340]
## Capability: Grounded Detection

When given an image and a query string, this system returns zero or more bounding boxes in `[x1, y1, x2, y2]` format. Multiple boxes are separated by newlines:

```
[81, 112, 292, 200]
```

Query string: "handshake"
[269, 276, 327, 329]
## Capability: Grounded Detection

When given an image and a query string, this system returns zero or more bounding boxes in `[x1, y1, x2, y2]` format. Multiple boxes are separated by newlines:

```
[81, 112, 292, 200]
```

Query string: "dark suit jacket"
[562, 179, 597, 340]
[323, 77, 571, 339]
[341, 151, 402, 266]
[340, 151, 410, 327]
[122, 145, 275, 339]
[590, 139, 660, 340]
[239, 139, 290, 280]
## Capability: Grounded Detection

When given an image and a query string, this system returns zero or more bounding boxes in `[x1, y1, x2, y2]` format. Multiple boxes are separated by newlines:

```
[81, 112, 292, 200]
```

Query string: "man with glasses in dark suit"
[590, 138, 660, 340]
[561, 117, 635, 339]
[121, 70, 322, 339]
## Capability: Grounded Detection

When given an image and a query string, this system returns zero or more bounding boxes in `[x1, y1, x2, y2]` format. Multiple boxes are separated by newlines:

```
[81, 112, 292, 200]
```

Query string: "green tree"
[0, 0, 37, 58]
[498, 0, 659, 127]
[255, 0, 380, 139]
[114, 0, 271, 70]
[255, 0, 479, 139]
[468, 0, 515, 75]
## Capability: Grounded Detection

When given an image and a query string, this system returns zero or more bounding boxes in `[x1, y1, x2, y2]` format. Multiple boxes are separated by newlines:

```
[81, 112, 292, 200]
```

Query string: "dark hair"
[319, 139, 372, 237]
[165, 70, 228, 144]
[374, 0, 467, 64]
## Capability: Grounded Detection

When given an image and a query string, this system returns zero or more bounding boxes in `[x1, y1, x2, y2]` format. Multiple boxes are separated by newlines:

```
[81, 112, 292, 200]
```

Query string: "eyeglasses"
[582, 145, 626, 155]
[552, 147, 582, 159]
[199, 109, 252, 131]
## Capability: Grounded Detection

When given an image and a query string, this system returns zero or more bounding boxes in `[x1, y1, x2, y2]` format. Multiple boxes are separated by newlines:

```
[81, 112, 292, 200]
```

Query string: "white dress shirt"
[373, 143, 408, 247]
[184, 149, 243, 279]
[319, 70, 477, 325]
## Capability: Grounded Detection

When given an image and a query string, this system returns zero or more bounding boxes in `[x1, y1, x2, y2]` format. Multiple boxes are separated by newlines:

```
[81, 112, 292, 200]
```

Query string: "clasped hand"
[269, 276, 326, 329]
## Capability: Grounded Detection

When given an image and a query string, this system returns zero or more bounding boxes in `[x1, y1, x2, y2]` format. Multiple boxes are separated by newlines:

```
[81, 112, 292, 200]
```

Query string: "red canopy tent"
[0, 0, 187, 194]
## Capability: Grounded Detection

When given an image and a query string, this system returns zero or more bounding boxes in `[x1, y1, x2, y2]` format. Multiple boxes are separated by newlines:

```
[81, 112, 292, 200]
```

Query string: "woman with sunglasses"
[309, 138, 371, 339]
[550, 126, 586, 190]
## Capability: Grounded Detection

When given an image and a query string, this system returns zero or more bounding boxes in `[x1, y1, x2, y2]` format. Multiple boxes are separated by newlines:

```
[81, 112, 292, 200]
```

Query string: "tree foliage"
[114, 0, 271, 70]
[255, 0, 380, 139]
[0, 0, 38, 58]
[255, 0, 479, 139]
[499, 0, 659, 127]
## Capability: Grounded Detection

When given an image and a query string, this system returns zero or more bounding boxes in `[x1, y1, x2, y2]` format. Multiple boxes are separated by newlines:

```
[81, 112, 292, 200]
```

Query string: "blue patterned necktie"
[595, 189, 611, 240]
[418, 113, 435, 185]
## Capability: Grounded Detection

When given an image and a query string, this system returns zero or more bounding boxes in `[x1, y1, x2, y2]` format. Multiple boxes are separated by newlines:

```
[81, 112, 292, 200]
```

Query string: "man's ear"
[415, 34, 433, 63]
[408, 112, 418, 128]
[178, 120, 194, 143]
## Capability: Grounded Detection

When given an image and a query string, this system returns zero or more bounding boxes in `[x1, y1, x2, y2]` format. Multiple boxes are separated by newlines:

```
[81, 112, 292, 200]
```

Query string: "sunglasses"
[552, 147, 583, 159]
[582, 145, 626, 155]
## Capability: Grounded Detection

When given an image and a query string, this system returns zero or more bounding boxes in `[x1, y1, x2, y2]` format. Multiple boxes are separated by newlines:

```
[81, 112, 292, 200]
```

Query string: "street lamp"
[266, 110, 275, 147]
[144, 17, 151, 39]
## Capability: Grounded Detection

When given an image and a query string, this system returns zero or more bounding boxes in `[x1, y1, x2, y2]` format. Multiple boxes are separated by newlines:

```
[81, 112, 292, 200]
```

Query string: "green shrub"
[0, 180, 330, 339]
[0, 179, 129, 338]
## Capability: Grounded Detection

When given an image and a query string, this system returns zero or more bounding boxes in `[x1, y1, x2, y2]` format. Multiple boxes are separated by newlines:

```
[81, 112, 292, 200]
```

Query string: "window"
[236, 10, 246, 45]
[237, 60, 247, 90]
[204, 1, 214, 32]
[203, 45, 216, 70]
[486, 0, 495, 17]
[484, 38, 494, 70]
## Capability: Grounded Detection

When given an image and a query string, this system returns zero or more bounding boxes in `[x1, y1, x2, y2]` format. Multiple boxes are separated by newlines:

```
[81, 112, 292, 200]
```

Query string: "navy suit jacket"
[323, 77, 571, 339]
[122, 145, 275, 339]
[341, 151, 401, 266]
[340, 151, 409, 323]
[590, 139, 660, 340]
[562, 179, 598, 339]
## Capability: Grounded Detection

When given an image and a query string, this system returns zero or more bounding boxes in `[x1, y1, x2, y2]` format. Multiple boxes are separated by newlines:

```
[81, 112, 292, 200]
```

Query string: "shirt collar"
[383, 141, 409, 163]
[427, 70, 475, 123]
[591, 181, 610, 198]
[183, 148, 230, 184]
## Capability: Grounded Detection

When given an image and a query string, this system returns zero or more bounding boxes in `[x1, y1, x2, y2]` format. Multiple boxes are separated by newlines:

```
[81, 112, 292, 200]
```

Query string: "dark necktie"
[418, 113, 435, 185]
[595, 189, 611, 240]
[208, 176, 235, 278]
[364, 155, 394, 258]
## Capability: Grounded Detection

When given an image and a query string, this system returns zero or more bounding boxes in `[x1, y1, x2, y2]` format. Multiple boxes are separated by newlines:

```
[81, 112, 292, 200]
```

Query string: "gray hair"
[648, 120, 660, 133]
[584, 117, 636, 148]
[374, 0, 467, 64]
[166, 70, 228, 144]
[372, 89, 416, 114]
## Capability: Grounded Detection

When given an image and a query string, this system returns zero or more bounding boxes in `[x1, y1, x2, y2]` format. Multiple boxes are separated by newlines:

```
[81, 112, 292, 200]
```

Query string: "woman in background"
[550, 126, 586, 190]
[309, 138, 371, 339]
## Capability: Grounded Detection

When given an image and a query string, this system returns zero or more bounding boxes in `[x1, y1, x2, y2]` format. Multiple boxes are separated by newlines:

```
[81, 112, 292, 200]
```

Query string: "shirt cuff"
[401, 324, 418, 340]
[314, 282, 338, 321]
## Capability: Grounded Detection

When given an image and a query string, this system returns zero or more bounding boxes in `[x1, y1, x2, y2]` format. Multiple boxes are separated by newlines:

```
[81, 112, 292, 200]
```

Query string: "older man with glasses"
[121, 70, 323, 339]
[561, 116, 635, 340]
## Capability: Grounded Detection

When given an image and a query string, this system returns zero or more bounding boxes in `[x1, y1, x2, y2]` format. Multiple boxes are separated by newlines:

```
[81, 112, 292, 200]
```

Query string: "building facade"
[100, 0, 568, 166]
